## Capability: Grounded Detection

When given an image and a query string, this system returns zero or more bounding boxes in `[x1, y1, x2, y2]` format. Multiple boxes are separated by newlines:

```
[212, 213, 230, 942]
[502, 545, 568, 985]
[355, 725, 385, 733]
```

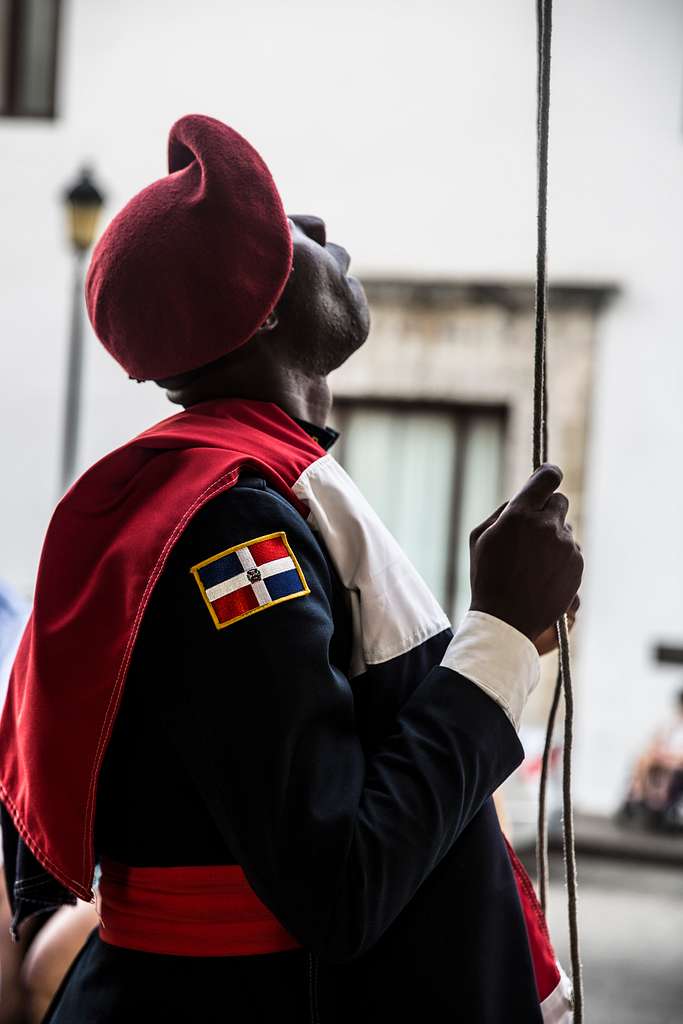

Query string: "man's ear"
[257, 310, 279, 334]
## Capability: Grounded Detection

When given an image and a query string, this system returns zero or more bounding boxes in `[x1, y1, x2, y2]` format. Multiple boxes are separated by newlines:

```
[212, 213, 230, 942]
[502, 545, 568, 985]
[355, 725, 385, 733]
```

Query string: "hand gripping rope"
[531, 1, 584, 1020]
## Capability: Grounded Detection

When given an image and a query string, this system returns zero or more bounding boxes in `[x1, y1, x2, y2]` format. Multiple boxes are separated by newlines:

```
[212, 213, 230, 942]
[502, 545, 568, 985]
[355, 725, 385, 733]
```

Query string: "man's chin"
[318, 319, 370, 376]
[347, 276, 371, 343]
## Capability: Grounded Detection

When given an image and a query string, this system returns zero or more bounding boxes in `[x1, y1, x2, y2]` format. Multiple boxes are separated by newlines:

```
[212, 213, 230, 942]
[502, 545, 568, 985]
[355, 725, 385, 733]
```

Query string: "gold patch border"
[190, 530, 310, 631]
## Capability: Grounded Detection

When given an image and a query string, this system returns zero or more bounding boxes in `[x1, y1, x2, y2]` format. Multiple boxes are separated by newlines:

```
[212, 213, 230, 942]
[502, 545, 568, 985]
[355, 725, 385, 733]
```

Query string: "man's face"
[276, 214, 371, 375]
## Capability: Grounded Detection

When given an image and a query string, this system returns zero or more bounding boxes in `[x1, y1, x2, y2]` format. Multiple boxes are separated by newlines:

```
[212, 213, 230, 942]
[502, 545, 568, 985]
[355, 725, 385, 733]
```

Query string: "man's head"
[157, 213, 370, 407]
[275, 214, 370, 377]
[85, 114, 370, 413]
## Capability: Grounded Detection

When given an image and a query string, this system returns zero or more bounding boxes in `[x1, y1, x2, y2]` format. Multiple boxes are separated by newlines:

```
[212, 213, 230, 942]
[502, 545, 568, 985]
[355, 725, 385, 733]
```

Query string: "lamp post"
[60, 167, 105, 492]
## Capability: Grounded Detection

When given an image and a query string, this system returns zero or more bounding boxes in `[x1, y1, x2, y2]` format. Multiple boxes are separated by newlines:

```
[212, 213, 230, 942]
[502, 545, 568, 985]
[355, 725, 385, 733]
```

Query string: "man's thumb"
[469, 501, 508, 547]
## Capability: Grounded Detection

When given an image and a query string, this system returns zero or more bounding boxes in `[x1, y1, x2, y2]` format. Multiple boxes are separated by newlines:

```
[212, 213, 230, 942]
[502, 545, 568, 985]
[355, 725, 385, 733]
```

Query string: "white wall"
[1, 0, 681, 811]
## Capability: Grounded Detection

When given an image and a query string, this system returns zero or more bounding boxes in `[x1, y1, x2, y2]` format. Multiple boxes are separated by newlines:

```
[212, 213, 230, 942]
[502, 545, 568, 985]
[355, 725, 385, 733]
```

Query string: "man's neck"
[267, 369, 332, 430]
[177, 367, 333, 431]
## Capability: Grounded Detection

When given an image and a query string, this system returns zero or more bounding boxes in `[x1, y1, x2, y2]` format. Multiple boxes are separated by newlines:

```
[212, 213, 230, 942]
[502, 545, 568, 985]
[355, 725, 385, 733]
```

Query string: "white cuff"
[441, 610, 541, 729]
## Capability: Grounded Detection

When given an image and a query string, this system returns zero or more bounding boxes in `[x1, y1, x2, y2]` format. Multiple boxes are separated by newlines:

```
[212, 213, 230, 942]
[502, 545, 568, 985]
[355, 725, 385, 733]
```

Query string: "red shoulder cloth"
[0, 399, 324, 900]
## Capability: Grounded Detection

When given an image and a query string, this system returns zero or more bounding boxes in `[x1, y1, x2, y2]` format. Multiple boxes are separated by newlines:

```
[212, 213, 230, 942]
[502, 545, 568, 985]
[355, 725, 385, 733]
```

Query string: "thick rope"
[558, 616, 583, 1014]
[532, 0, 550, 472]
[532, 1, 584, 1020]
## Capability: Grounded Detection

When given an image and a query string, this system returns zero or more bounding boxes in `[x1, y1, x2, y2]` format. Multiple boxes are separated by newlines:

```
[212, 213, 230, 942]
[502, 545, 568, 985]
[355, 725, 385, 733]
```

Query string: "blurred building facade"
[331, 280, 614, 727]
[1, 0, 682, 814]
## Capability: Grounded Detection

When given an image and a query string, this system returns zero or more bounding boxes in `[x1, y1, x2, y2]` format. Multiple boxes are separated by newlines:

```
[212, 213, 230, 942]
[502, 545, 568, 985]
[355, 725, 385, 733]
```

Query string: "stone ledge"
[360, 278, 620, 313]
[517, 812, 683, 867]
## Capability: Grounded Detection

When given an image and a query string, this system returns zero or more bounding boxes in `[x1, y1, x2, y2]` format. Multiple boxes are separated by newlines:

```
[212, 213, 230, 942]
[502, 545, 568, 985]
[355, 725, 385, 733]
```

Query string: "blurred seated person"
[1, 842, 97, 1024]
[0, 583, 98, 1023]
[620, 686, 683, 832]
[19, 901, 99, 1024]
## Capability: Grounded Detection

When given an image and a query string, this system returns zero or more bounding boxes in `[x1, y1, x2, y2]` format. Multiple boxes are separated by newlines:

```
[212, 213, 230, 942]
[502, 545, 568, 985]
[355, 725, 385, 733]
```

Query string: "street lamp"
[60, 167, 105, 492]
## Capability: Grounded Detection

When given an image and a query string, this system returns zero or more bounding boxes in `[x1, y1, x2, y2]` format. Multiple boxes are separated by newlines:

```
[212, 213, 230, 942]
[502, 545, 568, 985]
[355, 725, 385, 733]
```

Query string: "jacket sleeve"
[158, 477, 525, 963]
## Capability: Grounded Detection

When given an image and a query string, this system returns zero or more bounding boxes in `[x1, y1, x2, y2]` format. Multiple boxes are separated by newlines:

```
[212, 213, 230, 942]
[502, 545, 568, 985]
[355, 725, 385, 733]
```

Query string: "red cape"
[0, 399, 324, 900]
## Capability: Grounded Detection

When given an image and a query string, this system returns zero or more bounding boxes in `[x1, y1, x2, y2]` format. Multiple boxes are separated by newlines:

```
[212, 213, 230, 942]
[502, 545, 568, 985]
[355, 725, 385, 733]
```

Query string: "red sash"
[97, 858, 301, 957]
[95, 845, 561, 982]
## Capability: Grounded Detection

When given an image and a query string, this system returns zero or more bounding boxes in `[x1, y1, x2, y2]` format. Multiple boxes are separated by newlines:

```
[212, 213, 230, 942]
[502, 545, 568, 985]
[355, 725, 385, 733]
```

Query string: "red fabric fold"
[504, 837, 561, 1002]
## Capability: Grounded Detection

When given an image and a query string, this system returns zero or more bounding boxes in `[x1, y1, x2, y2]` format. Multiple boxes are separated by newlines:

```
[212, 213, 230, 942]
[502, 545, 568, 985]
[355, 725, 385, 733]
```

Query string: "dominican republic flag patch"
[190, 532, 310, 630]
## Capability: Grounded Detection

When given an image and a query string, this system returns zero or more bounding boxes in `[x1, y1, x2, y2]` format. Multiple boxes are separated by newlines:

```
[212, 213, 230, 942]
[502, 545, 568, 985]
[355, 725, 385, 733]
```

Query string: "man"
[0, 115, 581, 1022]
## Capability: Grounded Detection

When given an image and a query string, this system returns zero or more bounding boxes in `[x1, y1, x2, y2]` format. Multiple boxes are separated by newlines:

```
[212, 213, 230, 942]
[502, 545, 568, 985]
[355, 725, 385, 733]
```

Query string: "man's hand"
[469, 464, 583, 643]
[533, 593, 580, 656]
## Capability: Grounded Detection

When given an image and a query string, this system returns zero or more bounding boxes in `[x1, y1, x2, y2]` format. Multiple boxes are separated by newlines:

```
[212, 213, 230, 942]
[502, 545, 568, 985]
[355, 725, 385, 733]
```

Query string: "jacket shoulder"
[150, 472, 335, 636]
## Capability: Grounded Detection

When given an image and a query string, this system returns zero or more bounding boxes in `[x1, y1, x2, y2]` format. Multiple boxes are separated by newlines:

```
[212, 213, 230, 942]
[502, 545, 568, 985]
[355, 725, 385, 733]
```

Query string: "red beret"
[85, 114, 293, 381]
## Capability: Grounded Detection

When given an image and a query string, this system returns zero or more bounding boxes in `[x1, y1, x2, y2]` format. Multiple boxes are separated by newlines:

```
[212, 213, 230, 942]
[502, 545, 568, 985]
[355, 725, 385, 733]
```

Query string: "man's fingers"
[566, 593, 581, 632]
[469, 501, 508, 546]
[508, 463, 563, 511]
[543, 492, 569, 524]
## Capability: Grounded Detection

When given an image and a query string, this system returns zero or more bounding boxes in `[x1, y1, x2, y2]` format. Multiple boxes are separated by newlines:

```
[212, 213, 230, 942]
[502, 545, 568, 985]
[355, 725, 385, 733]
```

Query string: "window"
[0, 0, 61, 118]
[333, 400, 506, 625]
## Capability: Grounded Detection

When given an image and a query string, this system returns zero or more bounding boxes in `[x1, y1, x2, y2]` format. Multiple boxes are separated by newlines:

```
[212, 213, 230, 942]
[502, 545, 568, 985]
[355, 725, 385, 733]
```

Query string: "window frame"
[331, 396, 508, 622]
[0, 0, 62, 120]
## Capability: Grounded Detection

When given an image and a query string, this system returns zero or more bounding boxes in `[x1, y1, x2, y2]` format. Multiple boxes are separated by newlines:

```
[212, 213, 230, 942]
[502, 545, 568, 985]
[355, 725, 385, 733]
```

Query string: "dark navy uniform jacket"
[12, 424, 544, 1023]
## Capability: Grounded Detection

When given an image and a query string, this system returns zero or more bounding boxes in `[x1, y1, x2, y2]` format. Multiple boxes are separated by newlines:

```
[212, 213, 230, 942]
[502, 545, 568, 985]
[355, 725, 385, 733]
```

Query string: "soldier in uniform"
[0, 115, 581, 1022]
